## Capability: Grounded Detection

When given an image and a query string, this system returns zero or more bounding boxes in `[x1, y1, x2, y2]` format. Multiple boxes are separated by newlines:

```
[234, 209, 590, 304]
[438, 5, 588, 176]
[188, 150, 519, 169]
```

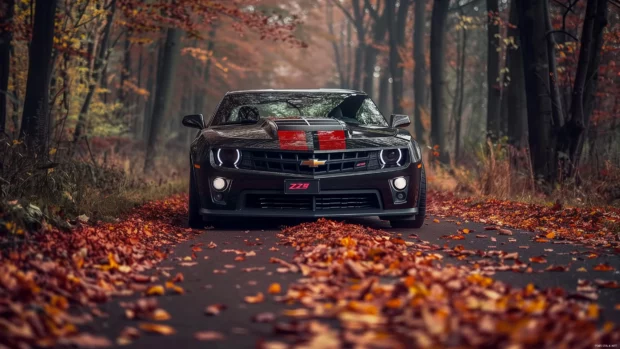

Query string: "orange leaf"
[385, 298, 402, 309]
[593, 263, 615, 271]
[145, 285, 165, 296]
[151, 309, 171, 321]
[194, 331, 224, 341]
[529, 256, 547, 264]
[268, 283, 281, 294]
[139, 323, 176, 335]
[545, 232, 556, 239]
[244, 292, 265, 304]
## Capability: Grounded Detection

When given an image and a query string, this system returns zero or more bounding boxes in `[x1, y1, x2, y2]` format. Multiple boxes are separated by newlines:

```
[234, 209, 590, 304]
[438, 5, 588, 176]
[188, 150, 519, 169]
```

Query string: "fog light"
[396, 192, 406, 200]
[393, 177, 407, 190]
[214, 193, 224, 201]
[212, 177, 227, 191]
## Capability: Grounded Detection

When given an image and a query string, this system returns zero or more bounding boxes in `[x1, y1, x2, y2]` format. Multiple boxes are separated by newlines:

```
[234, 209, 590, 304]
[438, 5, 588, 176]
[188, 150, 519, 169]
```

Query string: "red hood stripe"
[317, 130, 346, 150]
[278, 130, 308, 150]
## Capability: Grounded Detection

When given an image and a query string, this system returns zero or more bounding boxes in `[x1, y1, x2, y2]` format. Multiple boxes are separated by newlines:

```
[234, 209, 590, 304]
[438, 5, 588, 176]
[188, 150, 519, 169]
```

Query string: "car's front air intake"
[244, 193, 381, 211]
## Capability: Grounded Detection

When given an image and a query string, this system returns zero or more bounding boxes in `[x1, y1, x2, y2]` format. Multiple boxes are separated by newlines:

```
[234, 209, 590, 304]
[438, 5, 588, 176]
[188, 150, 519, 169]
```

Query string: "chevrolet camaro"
[182, 89, 426, 229]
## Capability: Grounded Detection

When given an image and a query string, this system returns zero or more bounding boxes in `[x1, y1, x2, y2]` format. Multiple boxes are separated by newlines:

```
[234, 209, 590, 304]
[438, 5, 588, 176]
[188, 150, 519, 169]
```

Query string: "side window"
[356, 99, 387, 126]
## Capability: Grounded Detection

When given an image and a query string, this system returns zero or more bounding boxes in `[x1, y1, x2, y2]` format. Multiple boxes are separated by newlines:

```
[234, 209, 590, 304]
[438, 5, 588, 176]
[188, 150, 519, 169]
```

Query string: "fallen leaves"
[529, 256, 548, 264]
[0, 195, 197, 347]
[139, 323, 176, 335]
[592, 263, 615, 271]
[205, 304, 227, 316]
[244, 292, 265, 304]
[428, 190, 620, 251]
[194, 331, 225, 341]
[145, 285, 165, 296]
[57, 333, 112, 348]
[272, 218, 618, 348]
[268, 283, 282, 294]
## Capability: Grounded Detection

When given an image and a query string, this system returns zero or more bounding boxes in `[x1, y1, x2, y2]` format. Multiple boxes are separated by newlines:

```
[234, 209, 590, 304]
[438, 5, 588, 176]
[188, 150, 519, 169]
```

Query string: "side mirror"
[182, 114, 205, 129]
[390, 114, 411, 128]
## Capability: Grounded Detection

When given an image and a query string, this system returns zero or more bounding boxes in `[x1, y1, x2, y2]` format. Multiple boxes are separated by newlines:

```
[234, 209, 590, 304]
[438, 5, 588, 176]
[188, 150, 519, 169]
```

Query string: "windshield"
[210, 92, 388, 127]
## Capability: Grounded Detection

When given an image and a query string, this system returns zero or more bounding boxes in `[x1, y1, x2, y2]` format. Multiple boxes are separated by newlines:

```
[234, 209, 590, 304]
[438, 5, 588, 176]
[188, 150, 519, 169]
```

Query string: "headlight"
[215, 148, 241, 167]
[410, 142, 422, 163]
[380, 149, 403, 166]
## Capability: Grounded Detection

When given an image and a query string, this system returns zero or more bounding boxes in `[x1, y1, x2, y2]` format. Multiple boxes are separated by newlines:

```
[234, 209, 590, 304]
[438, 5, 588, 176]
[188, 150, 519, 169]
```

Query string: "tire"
[390, 167, 427, 229]
[188, 168, 204, 229]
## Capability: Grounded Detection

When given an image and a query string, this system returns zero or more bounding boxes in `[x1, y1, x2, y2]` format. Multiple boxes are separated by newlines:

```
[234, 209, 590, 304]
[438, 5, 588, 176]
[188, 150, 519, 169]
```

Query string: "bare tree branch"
[546, 29, 579, 41]
[329, 0, 357, 26]
[364, 0, 380, 21]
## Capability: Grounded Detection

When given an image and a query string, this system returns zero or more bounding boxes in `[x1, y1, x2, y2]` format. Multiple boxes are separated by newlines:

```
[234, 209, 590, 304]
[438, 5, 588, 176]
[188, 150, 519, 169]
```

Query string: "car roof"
[226, 88, 366, 95]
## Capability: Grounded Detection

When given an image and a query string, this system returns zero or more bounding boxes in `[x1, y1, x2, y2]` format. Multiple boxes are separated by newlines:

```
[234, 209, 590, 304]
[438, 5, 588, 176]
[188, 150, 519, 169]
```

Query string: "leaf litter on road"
[267, 218, 619, 348]
[0, 195, 198, 347]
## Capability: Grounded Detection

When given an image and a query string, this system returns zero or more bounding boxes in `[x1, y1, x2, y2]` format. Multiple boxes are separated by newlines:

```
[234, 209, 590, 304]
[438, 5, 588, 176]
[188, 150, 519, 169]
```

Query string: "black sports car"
[182, 89, 426, 229]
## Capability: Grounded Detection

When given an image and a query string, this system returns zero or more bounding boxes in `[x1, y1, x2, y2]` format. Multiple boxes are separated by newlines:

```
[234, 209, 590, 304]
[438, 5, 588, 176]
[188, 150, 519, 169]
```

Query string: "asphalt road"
[88, 215, 620, 348]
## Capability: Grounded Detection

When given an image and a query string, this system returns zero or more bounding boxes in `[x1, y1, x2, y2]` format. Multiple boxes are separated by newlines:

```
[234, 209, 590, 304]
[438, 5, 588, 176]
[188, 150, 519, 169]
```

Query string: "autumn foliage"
[0, 195, 197, 347]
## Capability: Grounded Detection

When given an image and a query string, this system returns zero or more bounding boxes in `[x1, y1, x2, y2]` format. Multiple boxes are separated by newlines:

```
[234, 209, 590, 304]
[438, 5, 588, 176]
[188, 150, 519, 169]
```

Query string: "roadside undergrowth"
[1, 139, 188, 237]
[425, 143, 620, 209]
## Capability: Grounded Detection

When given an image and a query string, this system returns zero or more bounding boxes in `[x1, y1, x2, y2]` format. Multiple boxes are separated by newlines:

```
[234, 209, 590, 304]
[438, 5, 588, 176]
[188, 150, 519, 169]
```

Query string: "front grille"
[315, 194, 379, 210]
[245, 193, 381, 211]
[239, 150, 382, 175]
[245, 194, 312, 210]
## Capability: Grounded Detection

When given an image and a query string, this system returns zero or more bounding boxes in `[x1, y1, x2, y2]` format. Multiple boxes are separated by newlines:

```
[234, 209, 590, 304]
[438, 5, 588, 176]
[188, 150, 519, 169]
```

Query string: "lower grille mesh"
[245, 193, 380, 211]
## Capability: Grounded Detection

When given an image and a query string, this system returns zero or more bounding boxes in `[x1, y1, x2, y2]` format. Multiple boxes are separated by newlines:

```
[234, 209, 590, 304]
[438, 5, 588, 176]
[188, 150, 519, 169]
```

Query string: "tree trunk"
[19, 0, 58, 155]
[351, 0, 365, 90]
[517, 0, 562, 186]
[430, 0, 450, 163]
[73, 0, 117, 143]
[144, 28, 182, 173]
[362, 0, 388, 98]
[346, 20, 353, 88]
[413, 0, 426, 142]
[378, 66, 390, 116]
[453, 12, 466, 161]
[502, 0, 527, 148]
[120, 30, 131, 107]
[134, 46, 143, 138]
[561, 0, 608, 174]
[143, 41, 160, 142]
[388, 0, 410, 115]
[327, 4, 347, 88]
[486, 0, 501, 141]
[194, 26, 216, 116]
[0, 0, 15, 135]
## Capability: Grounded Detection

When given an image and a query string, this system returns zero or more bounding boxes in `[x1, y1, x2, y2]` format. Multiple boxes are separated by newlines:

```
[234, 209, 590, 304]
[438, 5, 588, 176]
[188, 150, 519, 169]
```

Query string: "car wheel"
[390, 167, 427, 229]
[188, 168, 204, 229]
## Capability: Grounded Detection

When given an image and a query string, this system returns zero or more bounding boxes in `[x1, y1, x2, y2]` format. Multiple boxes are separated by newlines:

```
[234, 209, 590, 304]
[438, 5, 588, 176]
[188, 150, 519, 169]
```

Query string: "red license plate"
[284, 180, 319, 194]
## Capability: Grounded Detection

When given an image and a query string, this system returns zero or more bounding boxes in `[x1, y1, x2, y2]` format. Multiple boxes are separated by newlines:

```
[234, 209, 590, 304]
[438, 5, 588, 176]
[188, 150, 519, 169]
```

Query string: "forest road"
[90, 215, 620, 348]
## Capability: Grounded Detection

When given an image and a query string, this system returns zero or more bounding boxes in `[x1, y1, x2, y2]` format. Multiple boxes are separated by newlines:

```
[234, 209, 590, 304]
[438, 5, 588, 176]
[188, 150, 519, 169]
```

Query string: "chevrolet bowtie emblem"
[300, 159, 326, 168]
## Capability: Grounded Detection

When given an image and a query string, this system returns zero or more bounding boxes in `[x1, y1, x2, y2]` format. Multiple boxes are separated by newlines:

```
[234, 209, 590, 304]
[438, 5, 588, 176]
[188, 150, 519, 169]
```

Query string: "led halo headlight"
[212, 177, 227, 191]
[393, 177, 407, 190]
[379, 149, 403, 166]
[216, 148, 241, 167]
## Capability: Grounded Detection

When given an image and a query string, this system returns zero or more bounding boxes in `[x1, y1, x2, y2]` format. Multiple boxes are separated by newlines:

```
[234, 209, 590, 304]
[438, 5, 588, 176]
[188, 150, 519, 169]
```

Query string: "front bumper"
[193, 159, 423, 220]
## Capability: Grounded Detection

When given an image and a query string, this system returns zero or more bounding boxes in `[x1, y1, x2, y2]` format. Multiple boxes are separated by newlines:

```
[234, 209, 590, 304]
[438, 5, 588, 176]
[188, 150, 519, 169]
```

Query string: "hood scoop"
[271, 118, 345, 131]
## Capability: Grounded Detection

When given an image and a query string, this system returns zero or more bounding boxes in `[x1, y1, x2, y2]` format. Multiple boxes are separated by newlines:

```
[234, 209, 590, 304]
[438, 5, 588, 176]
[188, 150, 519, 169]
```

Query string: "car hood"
[199, 117, 412, 151]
